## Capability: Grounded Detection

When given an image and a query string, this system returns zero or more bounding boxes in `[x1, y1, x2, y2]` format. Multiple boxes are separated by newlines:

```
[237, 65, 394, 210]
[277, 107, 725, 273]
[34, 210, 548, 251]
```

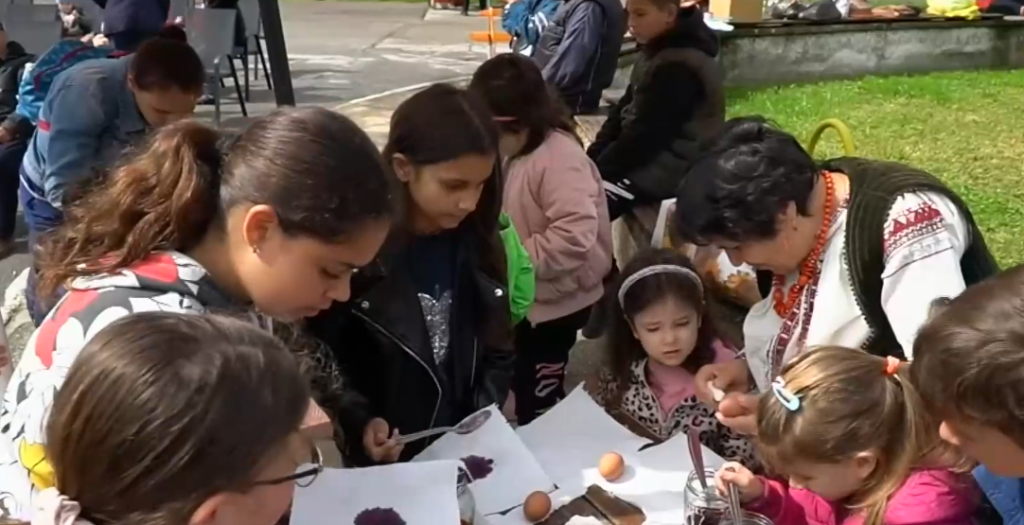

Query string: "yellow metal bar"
[807, 118, 855, 157]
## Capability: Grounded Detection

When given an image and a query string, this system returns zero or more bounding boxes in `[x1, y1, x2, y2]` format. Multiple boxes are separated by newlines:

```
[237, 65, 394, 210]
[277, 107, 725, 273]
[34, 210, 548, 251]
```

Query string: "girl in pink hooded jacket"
[715, 347, 979, 525]
[469, 54, 613, 425]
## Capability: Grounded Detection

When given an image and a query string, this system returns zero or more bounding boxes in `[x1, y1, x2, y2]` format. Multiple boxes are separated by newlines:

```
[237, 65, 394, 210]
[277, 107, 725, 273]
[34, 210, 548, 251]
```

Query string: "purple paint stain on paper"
[353, 507, 406, 525]
[460, 455, 495, 481]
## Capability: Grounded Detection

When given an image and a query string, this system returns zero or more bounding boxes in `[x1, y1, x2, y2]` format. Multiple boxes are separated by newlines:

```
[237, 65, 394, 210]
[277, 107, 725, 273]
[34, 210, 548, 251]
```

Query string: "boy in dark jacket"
[0, 24, 34, 258]
[532, 0, 625, 115]
[587, 0, 724, 220]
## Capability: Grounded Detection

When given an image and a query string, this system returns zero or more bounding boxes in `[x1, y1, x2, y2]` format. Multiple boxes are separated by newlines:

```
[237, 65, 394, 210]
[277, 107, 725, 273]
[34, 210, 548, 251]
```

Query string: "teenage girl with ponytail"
[715, 347, 979, 525]
[0, 107, 393, 520]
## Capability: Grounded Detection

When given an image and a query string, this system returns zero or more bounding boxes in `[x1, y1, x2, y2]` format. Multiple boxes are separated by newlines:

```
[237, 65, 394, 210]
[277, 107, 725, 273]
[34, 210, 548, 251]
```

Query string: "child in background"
[27, 312, 316, 525]
[717, 347, 978, 525]
[307, 84, 515, 465]
[593, 248, 754, 464]
[469, 54, 612, 425]
[911, 264, 1024, 524]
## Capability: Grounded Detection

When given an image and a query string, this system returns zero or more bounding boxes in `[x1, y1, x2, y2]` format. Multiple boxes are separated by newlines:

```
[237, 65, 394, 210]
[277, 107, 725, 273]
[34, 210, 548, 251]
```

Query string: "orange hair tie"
[884, 356, 901, 376]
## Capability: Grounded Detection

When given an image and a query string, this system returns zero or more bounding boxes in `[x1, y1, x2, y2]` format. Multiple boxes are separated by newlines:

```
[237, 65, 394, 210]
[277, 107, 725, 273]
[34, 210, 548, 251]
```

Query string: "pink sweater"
[503, 130, 613, 324]
[747, 469, 979, 525]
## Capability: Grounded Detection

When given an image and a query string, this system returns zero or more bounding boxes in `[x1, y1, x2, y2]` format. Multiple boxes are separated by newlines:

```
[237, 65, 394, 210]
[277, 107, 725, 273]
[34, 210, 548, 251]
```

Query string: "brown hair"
[37, 107, 393, 300]
[47, 312, 309, 525]
[757, 347, 954, 525]
[605, 248, 722, 407]
[912, 263, 1024, 448]
[382, 83, 510, 350]
[130, 36, 205, 94]
[468, 54, 580, 159]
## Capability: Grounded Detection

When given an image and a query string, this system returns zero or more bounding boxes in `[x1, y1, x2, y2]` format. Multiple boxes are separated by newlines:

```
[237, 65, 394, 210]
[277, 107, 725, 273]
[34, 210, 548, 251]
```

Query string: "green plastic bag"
[499, 213, 535, 325]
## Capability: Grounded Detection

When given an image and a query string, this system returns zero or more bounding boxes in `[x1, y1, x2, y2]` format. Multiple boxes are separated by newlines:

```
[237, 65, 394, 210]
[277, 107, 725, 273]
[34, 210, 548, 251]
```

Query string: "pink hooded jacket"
[747, 469, 979, 525]
[503, 130, 613, 324]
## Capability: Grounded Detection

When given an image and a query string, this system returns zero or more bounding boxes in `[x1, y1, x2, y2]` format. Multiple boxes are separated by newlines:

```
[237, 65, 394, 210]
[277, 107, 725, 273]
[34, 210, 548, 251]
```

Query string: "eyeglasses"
[254, 442, 324, 488]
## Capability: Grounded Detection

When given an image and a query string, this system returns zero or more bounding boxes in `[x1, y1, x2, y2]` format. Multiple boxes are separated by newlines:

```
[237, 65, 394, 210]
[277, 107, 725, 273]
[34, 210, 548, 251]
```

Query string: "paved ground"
[204, 2, 496, 132]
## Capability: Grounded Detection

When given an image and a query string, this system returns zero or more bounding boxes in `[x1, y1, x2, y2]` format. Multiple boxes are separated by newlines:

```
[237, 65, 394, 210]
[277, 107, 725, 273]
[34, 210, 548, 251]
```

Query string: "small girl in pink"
[593, 248, 755, 466]
[716, 347, 979, 525]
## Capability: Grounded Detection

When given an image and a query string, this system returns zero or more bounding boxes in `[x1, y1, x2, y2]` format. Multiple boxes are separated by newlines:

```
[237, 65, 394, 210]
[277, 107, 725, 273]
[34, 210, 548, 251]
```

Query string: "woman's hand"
[716, 392, 759, 435]
[363, 418, 404, 463]
[715, 462, 764, 503]
[695, 359, 751, 405]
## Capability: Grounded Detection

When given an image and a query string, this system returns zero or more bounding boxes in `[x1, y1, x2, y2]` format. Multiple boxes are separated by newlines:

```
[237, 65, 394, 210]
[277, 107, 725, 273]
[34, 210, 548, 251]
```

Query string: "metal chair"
[169, 0, 192, 23]
[235, 0, 271, 100]
[186, 7, 247, 126]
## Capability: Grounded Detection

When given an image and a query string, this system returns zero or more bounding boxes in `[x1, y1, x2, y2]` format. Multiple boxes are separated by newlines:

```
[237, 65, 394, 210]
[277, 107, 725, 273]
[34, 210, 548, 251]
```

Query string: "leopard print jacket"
[595, 359, 757, 467]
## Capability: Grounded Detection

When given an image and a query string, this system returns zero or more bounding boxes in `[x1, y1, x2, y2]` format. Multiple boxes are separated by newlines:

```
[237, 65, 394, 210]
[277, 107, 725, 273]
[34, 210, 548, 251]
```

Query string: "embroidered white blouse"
[744, 191, 971, 392]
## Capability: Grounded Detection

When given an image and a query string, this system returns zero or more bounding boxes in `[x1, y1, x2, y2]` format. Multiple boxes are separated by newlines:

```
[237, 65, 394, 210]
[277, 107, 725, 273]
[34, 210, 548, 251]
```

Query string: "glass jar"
[684, 469, 774, 525]
[457, 466, 476, 525]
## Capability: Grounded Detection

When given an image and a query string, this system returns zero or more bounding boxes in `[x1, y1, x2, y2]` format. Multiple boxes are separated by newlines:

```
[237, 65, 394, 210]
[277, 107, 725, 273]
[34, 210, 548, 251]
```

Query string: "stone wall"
[614, 18, 1024, 87]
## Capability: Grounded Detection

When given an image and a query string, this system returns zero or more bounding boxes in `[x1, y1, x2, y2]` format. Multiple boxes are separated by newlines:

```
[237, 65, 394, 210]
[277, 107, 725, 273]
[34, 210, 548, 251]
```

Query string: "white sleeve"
[880, 192, 969, 359]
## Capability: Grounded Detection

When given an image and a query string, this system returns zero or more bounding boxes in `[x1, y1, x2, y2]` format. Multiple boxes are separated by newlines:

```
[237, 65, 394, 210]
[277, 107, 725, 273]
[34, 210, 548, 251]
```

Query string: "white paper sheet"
[480, 489, 578, 525]
[413, 405, 555, 515]
[578, 433, 726, 525]
[516, 387, 652, 496]
[291, 461, 461, 525]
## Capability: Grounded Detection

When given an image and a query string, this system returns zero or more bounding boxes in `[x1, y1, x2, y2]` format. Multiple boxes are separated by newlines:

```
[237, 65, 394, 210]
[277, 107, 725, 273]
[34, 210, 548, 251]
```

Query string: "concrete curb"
[333, 75, 472, 111]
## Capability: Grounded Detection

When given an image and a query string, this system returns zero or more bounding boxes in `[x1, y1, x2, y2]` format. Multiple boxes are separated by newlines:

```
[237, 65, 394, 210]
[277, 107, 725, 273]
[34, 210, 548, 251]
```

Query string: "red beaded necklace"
[771, 171, 836, 318]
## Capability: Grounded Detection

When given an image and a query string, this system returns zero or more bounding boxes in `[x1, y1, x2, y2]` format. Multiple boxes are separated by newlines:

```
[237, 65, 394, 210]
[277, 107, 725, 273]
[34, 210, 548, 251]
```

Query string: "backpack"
[14, 41, 124, 125]
[502, 0, 562, 56]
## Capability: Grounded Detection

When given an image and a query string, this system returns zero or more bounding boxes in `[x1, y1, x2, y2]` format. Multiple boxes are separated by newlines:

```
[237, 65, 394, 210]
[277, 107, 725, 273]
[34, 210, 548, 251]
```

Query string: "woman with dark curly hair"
[673, 116, 998, 435]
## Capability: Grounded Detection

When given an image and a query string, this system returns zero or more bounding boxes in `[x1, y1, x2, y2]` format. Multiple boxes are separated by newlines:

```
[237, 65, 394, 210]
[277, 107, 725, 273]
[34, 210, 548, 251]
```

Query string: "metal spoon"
[727, 476, 744, 525]
[687, 429, 708, 490]
[397, 409, 493, 445]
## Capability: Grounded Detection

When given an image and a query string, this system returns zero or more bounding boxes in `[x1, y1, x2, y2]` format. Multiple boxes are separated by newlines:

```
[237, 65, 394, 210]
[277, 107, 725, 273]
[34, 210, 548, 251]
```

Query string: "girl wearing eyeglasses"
[23, 312, 324, 525]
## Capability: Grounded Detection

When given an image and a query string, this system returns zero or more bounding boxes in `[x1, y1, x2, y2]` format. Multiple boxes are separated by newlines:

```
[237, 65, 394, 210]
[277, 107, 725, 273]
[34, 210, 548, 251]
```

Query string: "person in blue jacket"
[92, 0, 170, 51]
[19, 32, 203, 325]
[531, 0, 625, 115]
[911, 270, 1024, 525]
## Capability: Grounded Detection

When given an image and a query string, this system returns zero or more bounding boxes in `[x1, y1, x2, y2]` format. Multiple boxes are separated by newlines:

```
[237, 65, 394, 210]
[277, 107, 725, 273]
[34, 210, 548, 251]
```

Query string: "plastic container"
[684, 469, 773, 525]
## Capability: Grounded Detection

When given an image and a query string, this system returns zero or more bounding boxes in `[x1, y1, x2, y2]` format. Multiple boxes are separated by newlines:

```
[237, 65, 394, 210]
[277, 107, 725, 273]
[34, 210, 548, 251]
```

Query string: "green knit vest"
[756, 157, 999, 358]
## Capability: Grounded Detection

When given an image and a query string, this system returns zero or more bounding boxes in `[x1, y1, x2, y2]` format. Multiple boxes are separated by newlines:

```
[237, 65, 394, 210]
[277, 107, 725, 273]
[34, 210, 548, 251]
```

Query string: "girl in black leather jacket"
[308, 84, 515, 465]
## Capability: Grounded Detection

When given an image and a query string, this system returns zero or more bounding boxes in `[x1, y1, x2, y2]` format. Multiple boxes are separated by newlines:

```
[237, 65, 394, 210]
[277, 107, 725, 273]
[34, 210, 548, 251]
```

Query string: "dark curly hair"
[672, 116, 819, 245]
[605, 248, 721, 407]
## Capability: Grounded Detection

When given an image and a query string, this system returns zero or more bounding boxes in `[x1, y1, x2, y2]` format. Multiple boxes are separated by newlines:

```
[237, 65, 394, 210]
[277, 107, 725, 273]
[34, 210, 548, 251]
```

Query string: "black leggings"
[512, 306, 592, 424]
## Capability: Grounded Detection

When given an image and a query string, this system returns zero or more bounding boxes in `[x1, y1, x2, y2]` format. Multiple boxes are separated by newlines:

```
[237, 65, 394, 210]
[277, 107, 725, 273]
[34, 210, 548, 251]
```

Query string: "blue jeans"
[19, 173, 65, 326]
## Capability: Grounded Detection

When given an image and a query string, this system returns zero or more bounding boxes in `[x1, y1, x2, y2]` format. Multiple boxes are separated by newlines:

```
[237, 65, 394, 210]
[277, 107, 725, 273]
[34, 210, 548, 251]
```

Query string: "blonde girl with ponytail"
[714, 347, 979, 525]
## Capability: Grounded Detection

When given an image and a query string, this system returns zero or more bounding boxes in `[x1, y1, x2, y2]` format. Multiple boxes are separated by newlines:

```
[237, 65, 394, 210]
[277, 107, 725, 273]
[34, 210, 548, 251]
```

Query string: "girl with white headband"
[592, 248, 756, 466]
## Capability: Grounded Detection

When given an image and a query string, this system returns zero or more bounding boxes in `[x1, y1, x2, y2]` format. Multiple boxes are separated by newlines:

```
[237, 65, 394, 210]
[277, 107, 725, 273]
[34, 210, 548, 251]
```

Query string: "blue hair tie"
[771, 377, 801, 412]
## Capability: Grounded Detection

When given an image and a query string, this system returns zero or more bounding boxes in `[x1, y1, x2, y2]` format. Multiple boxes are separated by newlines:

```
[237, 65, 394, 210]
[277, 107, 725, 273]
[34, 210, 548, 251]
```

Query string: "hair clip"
[771, 377, 801, 412]
[884, 356, 901, 377]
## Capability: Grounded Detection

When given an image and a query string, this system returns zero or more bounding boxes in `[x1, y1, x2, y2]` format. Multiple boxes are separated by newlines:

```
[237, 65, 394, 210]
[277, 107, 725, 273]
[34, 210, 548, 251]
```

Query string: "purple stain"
[460, 455, 495, 481]
[353, 507, 406, 525]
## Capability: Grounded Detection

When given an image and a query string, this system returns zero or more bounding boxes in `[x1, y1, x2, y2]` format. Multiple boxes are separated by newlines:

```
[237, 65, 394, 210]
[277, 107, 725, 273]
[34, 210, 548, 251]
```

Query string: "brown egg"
[523, 491, 552, 523]
[598, 452, 625, 481]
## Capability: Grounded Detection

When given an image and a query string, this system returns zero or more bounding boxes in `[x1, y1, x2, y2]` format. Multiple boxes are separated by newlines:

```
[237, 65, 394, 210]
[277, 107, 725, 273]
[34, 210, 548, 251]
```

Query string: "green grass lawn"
[726, 70, 1024, 267]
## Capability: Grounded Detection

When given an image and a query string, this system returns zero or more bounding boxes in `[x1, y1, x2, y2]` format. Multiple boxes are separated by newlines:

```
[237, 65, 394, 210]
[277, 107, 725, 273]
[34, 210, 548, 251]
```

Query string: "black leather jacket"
[307, 231, 514, 465]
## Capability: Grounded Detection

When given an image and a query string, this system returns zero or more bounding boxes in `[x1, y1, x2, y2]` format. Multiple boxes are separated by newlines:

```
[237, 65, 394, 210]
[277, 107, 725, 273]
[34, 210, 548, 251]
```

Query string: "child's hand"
[715, 462, 763, 503]
[363, 418, 404, 463]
